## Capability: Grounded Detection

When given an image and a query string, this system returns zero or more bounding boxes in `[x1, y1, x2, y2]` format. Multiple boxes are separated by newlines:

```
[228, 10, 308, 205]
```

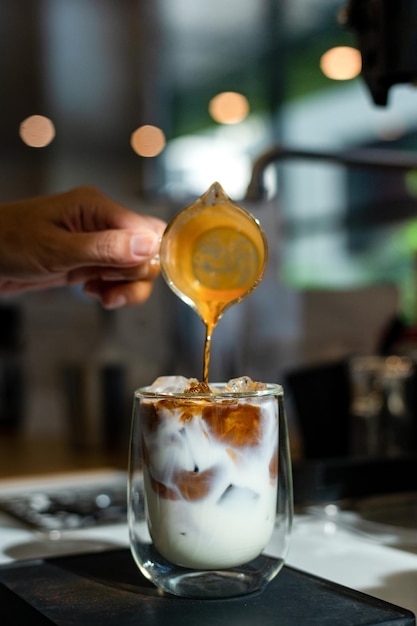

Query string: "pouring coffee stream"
[159, 182, 268, 382]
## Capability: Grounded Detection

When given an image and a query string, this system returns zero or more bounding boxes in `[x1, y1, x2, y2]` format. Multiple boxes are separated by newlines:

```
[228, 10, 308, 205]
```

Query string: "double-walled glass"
[128, 383, 293, 599]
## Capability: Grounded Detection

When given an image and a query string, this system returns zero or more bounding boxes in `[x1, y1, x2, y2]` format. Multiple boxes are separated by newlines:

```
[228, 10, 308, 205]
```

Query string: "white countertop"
[0, 471, 416, 617]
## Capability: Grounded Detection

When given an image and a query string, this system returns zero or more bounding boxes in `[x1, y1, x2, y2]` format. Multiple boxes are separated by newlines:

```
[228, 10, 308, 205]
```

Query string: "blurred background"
[2, 0, 417, 481]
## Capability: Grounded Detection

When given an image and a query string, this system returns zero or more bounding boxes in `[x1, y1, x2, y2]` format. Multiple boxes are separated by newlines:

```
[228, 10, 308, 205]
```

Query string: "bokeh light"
[320, 46, 362, 81]
[19, 115, 56, 147]
[130, 125, 166, 157]
[209, 91, 250, 124]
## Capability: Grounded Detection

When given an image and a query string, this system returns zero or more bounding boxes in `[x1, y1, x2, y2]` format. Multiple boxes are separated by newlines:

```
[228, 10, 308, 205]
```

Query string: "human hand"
[0, 186, 166, 308]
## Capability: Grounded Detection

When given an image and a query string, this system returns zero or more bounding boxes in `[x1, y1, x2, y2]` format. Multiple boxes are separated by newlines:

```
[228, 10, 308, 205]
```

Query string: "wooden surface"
[0, 434, 128, 479]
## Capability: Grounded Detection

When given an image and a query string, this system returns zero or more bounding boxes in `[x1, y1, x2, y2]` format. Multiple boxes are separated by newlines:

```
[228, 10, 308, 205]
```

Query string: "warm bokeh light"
[130, 125, 166, 157]
[208, 91, 250, 124]
[320, 46, 362, 81]
[19, 115, 56, 147]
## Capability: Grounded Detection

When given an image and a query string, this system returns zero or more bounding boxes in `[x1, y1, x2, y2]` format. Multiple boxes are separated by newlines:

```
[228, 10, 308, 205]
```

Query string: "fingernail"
[131, 232, 158, 257]
[105, 294, 127, 309]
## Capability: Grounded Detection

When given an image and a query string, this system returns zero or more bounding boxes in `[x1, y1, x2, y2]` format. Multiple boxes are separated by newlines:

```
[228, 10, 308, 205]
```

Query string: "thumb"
[63, 229, 160, 268]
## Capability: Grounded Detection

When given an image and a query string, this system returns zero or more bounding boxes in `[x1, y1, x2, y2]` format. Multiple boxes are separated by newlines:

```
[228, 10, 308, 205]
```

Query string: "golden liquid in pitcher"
[161, 192, 267, 383]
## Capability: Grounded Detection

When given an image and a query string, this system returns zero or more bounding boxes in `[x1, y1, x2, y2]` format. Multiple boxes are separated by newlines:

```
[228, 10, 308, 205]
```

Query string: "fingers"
[68, 256, 161, 286]
[0, 275, 69, 295]
[63, 186, 167, 237]
[71, 255, 161, 308]
[59, 228, 162, 270]
[0, 186, 167, 308]
[83, 277, 156, 309]
[51, 186, 166, 269]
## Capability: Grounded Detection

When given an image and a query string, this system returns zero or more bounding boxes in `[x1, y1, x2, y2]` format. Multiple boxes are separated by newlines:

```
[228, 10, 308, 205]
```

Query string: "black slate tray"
[0, 548, 415, 626]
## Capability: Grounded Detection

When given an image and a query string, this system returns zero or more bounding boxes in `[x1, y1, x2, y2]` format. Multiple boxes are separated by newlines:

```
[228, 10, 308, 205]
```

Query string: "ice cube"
[148, 375, 267, 394]
[148, 376, 200, 394]
[217, 484, 259, 507]
[224, 376, 267, 392]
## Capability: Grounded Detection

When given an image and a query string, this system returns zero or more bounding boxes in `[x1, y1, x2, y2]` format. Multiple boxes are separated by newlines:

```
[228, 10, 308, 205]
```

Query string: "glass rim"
[135, 382, 283, 400]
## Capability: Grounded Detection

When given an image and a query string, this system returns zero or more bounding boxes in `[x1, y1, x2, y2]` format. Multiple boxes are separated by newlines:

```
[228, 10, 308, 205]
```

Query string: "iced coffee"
[139, 375, 278, 570]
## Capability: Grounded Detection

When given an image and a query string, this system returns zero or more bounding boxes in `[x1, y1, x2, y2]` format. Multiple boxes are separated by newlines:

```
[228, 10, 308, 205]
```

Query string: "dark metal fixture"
[245, 145, 417, 201]
[342, 0, 417, 106]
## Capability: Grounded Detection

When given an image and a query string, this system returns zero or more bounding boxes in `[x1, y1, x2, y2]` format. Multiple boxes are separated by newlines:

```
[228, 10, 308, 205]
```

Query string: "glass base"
[134, 546, 285, 599]
[166, 570, 267, 599]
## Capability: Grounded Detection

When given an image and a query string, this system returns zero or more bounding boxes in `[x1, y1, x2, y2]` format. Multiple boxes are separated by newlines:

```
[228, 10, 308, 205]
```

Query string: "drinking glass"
[127, 382, 293, 599]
